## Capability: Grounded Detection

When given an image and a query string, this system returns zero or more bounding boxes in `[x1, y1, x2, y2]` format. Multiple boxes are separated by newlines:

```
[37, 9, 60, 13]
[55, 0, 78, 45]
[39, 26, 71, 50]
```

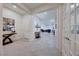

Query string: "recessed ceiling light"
[70, 4, 75, 8]
[76, 4, 79, 6]
[13, 5, 17, 8]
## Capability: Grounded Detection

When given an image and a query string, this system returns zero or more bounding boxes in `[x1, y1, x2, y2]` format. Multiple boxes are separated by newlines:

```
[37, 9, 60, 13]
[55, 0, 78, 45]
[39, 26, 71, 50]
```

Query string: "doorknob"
[65, 37, 70, 40]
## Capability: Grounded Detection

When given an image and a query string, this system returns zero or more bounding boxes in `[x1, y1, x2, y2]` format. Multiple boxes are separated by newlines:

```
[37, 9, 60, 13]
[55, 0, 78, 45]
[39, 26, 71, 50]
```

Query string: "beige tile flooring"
[3, 32, 60, 56]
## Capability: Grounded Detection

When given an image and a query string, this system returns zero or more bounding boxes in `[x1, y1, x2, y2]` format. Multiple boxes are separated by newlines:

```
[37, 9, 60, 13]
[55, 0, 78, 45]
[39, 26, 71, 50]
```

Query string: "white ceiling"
[3, 3, 63, 15]
[3, 3, 28, 15]
[22, 3, 44, 11]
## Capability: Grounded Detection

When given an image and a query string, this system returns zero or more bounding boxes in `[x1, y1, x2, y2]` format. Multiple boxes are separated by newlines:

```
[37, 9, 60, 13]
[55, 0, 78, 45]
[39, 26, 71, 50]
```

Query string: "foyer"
[0, 3, 79, 56]
[3, 32, 59, 56]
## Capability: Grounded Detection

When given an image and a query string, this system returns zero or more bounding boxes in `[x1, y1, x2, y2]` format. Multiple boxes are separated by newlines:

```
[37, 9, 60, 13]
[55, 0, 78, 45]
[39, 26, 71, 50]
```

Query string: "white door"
[75, 3, 79, 56]
[63, 4, 71, 56]
[63, 3, 79, 56]
[63, 4, 76, 56]
[69, 4, 76, 55]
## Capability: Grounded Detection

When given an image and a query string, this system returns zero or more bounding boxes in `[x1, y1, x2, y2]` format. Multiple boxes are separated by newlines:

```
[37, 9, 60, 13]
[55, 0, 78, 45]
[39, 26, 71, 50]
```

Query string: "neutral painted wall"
[3, 7, 35, 42]
[3, 8, 23, 41]
[0, 3, 3, 56]
[22, 14, 34, 41]
[55, 5, 64, 55]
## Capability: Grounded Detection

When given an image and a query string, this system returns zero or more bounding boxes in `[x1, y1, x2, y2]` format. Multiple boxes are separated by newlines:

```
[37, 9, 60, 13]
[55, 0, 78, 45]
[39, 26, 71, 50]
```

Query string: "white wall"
[22, 14, 34, 41]
[3, 8, 23, 41]
[3, 7, 35, 42]
[55, 5, 64, 55]
[0, 4, 3, 56]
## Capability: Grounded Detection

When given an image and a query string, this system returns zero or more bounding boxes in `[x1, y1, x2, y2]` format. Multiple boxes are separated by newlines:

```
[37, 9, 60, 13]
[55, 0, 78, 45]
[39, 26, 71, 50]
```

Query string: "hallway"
[1, 3, 79, 56]
[3, 32, 59, 56]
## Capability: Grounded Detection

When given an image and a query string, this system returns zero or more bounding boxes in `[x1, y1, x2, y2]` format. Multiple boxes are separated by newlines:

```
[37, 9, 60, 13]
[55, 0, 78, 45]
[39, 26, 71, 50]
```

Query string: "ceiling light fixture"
[76, 4, 79, 7]
[70, 4, 75, 8]
[13, 5, 17, 8]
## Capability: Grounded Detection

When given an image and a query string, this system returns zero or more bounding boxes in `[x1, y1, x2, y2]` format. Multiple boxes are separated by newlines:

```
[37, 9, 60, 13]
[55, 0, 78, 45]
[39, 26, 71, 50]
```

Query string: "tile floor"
[3, 32, 60, 56]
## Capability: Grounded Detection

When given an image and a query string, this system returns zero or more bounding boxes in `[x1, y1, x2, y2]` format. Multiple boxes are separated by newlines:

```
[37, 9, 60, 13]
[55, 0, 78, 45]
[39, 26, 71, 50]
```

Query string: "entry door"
[63, 4, 76, 56]
[63, 3, 79, 56]
[69, 4, 76, 55]
[75, 3, 79, 56]
[63, 4, 71, 56]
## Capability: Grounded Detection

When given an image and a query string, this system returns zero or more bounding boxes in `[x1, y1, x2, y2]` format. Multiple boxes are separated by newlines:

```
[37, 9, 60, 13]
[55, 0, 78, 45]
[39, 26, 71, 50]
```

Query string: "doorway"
[32, 9, 59, 56]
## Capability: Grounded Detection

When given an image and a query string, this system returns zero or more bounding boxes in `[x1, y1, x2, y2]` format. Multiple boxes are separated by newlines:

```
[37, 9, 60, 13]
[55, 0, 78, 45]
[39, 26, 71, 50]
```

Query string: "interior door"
[63, 4, 76, 56]
[63, 4, 71, 56]
[69, 4, 76, 55]
[75, 3, 79, 56]
[63, 3, 79, 56]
